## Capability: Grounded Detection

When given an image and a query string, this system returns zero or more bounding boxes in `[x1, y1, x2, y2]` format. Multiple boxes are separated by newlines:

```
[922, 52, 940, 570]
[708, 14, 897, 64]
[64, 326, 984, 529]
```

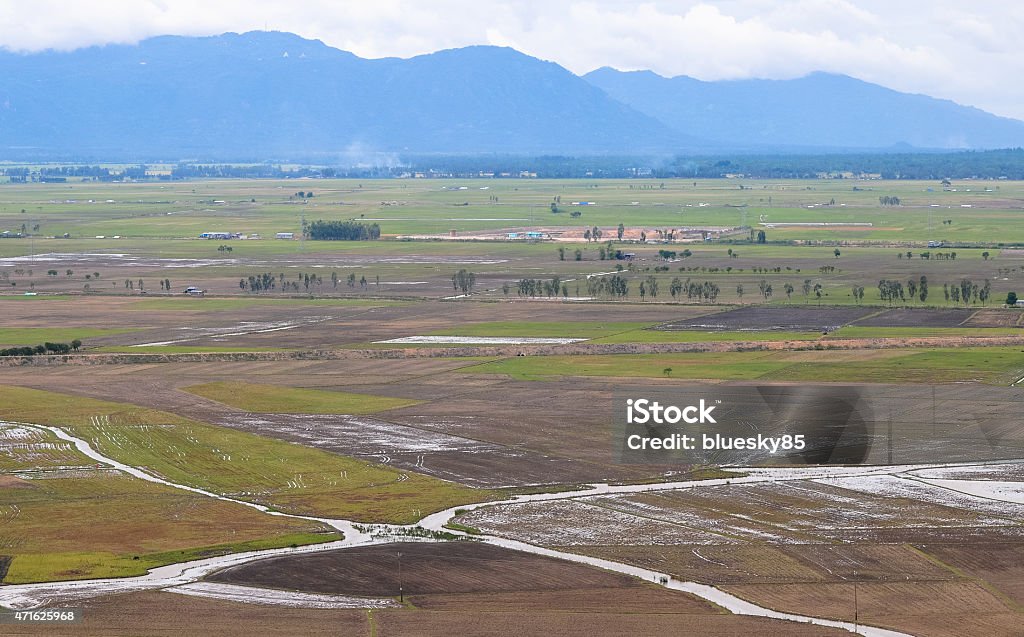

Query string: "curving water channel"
[8, 420, 1012, 636]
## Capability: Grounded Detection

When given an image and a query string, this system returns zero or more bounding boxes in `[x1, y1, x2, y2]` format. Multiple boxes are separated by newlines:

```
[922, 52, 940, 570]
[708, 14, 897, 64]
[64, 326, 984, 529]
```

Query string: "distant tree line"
[307, 220, 381, 241]
[1, 340, 81, 357]
[516, 276, 566, 298]
[400, 149, 1024, 180]
[13, 148, 1024, 182]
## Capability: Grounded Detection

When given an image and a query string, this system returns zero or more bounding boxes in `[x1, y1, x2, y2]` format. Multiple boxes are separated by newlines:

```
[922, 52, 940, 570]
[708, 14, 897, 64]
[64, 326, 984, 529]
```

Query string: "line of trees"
[586, 274, 629, 299]
[878, 276, 930, 304]
[307, 220, 381, 241]
[942, 279, 991, 305]
[238, 270, 363, 293]
[667, 277, 720, 302]
[899, 251, 956, 260]
[516, 277, 566, 298]
[452, 269, 476, 295]
[1, 340, 81, 357]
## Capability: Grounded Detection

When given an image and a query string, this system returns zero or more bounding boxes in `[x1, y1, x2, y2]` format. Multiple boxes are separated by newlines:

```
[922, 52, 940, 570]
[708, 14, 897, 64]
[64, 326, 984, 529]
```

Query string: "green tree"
[451, 269, 476, 295]
[645, 275, 658, 299]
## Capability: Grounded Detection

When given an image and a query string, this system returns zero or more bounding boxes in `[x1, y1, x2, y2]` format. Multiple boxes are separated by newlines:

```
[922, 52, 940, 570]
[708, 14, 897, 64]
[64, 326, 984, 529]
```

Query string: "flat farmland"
[206, 541, 853, 637]
[466, 347, 1024, 385]
[854, 307, 977, 327]
[0, 423, 336, 584]
[4, 178, 1024, 243]
[1, 177, 1023, 635]
[574, 544, 952, 586]
[454, 480, 1024, 549]
[721, 580, 1020, 637]
[10, 584, 852, 637]
[451, 474, 1024, 636]
[921, 542, 1024, 607]
[208, 541, 650, 596]
[660, 305, 877, 331]
[0, 386, 495, 523]
[5, 591, 371, 637]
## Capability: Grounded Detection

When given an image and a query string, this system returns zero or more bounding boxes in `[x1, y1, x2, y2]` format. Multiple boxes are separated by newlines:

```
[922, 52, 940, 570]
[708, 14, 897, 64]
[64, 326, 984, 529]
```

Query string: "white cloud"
[1, 0, 1023, 119]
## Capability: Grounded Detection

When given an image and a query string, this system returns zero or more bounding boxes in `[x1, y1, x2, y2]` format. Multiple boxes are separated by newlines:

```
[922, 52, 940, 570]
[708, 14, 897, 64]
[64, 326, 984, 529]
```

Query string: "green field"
[0, 424, 338, 583]
[184, 381, 421, 414]
[0, 327, 137, 346]
[0, 474, 337, 583]
[3, 178, 1024, 243]
[469, 347, 1024, 385]
[827, 326, 1022, 339]
[0, 386, 497, 523]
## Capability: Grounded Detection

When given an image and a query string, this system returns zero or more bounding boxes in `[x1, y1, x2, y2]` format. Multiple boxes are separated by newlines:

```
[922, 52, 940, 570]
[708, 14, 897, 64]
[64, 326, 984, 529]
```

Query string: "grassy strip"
[4, 532, 335, 584]
[0, 327, 137, 345]
[183, 381, 421, 414]
[470, 351, 790, 381]
[443, 521, 483, 535]
[829, 326, 1022, 339]
[467, 347, 1024, 385]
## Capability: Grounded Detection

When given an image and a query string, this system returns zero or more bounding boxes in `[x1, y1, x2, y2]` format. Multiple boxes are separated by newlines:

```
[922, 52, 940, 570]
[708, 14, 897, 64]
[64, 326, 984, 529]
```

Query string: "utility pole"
[853, 570, 859, 632]
[397, 551, 403, 603]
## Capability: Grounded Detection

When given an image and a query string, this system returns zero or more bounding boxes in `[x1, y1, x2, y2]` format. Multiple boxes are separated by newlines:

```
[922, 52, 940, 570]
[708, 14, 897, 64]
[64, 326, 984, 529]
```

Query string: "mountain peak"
[1, 31, 1021, 158]
[585, 66, 1024, 150]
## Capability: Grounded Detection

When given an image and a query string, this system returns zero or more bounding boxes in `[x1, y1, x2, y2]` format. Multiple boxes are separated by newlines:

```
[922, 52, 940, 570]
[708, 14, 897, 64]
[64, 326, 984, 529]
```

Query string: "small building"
[199, 232, 232, 240]
[1016, 299, 1024, 308]
[275, 232, 295, 240]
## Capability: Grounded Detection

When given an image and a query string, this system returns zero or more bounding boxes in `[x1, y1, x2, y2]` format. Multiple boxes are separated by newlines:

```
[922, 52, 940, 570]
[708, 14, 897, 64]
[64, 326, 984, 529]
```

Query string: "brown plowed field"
[3, 590, 370, 637]
[721, 580, 1020, 637]
[208, 541, 659, 598]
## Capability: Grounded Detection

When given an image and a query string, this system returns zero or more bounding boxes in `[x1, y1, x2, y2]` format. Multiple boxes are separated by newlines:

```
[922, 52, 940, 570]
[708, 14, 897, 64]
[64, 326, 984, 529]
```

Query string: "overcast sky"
[2, 1, 1023, 119]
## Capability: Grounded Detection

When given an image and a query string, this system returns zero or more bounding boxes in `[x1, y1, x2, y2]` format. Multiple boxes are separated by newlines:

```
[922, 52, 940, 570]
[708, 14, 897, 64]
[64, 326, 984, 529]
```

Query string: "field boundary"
[1, 335, 1023, 366]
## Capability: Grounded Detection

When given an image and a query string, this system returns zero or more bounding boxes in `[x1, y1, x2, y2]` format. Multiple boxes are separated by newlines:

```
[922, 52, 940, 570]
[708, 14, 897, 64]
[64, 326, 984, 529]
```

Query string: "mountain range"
[1, 30, 1022, 160]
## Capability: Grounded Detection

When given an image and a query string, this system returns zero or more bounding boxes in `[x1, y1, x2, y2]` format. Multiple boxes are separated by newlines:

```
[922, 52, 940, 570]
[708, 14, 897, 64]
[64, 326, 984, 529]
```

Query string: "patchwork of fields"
[0, 178, 1022, 636]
